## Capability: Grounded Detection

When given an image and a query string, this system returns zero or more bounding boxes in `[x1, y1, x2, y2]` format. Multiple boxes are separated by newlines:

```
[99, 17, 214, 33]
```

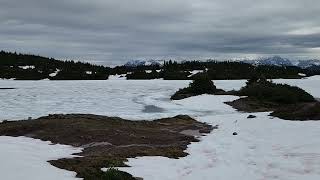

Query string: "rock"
[247, 115, 257, 119]
[233, 132, 238, 136]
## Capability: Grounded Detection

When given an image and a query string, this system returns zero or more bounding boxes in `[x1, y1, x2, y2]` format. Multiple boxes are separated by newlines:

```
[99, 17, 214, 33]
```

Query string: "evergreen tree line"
[0, 51, 110, 80]
[126, 60, 319, 80]
[1, 50, 320, 80]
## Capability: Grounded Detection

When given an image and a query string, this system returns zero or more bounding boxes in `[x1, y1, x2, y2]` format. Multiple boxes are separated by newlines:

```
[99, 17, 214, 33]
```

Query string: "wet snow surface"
[0, 76, 320, 180]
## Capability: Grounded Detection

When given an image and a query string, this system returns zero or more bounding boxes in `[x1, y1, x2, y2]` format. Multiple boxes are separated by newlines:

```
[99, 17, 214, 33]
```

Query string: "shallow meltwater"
[142, 105, 166, 113]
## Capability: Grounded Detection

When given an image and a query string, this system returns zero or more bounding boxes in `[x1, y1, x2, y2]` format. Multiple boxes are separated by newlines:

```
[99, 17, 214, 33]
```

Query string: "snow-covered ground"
[119, 95, 320, 180]
[0, 80, 190, 120]
[0, 136, 82, 180]
[0, 76, 319, 180]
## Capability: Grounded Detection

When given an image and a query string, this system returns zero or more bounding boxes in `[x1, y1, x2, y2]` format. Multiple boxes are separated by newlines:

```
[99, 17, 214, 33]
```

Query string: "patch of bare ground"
[225, 97, 279, 113]
[271, 102, 320, 120]
[226, 97, 320, 121]
[0, 114, 214, 180]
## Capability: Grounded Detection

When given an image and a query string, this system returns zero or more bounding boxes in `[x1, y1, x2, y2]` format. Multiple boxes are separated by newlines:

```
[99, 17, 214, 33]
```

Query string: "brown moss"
[0, 114, 213, 179]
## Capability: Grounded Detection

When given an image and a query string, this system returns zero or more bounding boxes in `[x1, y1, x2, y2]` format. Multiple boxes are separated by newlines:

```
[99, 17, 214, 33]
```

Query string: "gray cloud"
[0, 0, 320, 65]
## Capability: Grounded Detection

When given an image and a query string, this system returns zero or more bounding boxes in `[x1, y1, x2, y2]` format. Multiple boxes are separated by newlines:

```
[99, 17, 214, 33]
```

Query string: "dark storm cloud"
[0, 0, 320, 65]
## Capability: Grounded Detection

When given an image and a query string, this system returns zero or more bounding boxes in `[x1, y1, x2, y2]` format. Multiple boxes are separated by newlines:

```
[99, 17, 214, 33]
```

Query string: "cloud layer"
[1, 0, 320, 65]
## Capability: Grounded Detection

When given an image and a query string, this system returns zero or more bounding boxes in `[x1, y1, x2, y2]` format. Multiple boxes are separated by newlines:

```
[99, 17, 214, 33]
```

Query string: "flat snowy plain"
[0, 76, 319, 180]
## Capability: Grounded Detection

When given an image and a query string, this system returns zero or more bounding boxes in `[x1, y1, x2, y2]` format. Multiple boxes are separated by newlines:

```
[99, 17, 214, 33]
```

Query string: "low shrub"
[126, 70, 160, 79]
[237, 78, 315, 104]
[162, 70, 190, 80]
[271, 102, 320, 120]
[171, 74, 223, 100]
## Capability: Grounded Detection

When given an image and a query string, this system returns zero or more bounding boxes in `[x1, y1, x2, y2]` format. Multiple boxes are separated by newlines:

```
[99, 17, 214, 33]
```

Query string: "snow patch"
[187, 70, 204, 77]
[298, 73, 306, 77]
[86, 71, 93, 75]
[108, 74, 127, 80]
[0, 136, 82, 180]
[49, 69, 61, 77]
[0, 78, 16, 80]
[19, 65, 35, 69]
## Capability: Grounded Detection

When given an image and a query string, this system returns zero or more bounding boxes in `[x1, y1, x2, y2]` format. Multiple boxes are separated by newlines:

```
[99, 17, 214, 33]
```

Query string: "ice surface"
[0, 136, 82, 180]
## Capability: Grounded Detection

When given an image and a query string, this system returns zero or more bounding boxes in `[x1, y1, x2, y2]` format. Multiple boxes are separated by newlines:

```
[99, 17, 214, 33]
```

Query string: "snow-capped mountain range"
[241, 56, 320, 68]
[124, 56, 320, 69]
[124, 60, 161, 67]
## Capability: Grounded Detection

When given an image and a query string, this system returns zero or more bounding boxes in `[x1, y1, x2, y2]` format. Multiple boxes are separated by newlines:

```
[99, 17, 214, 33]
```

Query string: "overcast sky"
[1, 0, 320, 65]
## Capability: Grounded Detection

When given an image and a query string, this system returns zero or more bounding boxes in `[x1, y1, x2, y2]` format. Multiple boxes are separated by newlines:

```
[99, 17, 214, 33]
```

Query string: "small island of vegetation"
[171, 74, 224, 100]
[170, 74, 320, 120]
[226, 76, 320, 120]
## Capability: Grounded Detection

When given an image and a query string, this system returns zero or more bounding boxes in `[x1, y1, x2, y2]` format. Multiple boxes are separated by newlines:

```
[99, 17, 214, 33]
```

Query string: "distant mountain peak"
[256, 56, 293, 66]
[241, 56, 320, 68]
[124, 60, 160, 67]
